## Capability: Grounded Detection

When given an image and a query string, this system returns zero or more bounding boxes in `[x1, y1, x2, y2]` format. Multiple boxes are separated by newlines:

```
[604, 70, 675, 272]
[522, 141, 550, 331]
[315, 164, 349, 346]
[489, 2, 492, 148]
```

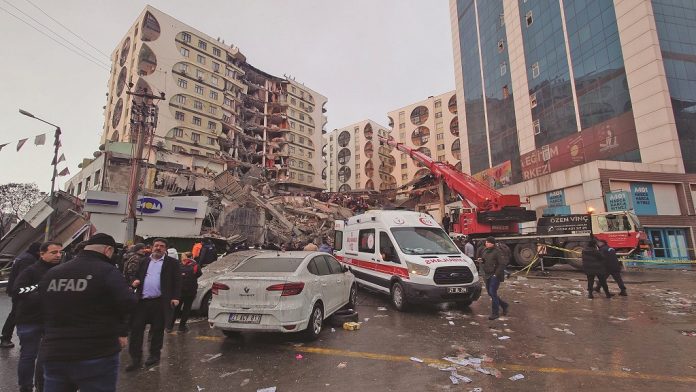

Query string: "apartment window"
[290, 171, 296, 179]
[177, 79, 188, 88]
[94, 170, 101, 185]
[222, 114, 231, 123]
[191, 133, 200, 143]
[291, 86, 296, 93]
[300, 102, 305, 108]
[290, 146, 296, 154]
[497, 40, 505, 53]
[500, 13, 505, 26]
[212, 62, 220, 72]
[533, 119, 541, 135]
[213, 47, 221, 57]
[308, 127, 314, 134]
[402, 174, 408, 181]
[195, 85, 204, 95]
[308, 175, 313, 182]
[85, 176, 91, 189]
[435, 112, 442, 118]
[176, 95, 186, 104]
[437, 155, 445, 162]
[192, 117, 201, 126]
[530, 93, 538, 108]
[500, 61, 507, 76]
[179, 63, 188, 73]
[196, 69, 204, 79]
[291, 97, 296, 105]
[174, 128, 184, 137]
[299, 136, 305, 144]
[526, 11, 533, 26]
[180, 47, 189, 57]
[299, 161, 304, 169]
[194, 100, 203, 110]
[434, 100, 442, 108]
[300, 114, 305, 121]
[225, 69, 235, 78]
[401, 163, 407, 169]
[299, 173, 305, 181]
[532, 62, 540, 78]
[77, 182, 82, 195]
[307, 151, 312, 158]
[209, 106, 217, 115]
[190, 149, 200, 155]
[398, 111, 405, 121]
[198, 40, 207, 50]
[399, 123, 405, 129]
[208, 136, 216, 145]
[224, 97, 232, 107]
[175, 111, 185, 121]
[290, 122, 296, 129]
[208, 121, 216, 130]
[210, 91, 218, 100]
[503, 85, 510, 99]
[436, 133, 444, 140]
[288, 134, 295, 142]
[211, 76, 218, 86]
[437, 144, 445, 151]
[182, 32, 191, 43]
[173, 145, 185, 153]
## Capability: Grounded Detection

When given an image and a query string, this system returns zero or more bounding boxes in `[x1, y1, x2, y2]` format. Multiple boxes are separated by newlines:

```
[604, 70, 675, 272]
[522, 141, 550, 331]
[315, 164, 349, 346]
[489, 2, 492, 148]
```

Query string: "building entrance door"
[648, 228, 688, 259]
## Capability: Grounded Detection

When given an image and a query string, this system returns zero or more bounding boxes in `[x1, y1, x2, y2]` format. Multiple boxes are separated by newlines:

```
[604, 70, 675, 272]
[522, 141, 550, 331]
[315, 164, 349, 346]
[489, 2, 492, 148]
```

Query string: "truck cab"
[334, 210, 481, 311]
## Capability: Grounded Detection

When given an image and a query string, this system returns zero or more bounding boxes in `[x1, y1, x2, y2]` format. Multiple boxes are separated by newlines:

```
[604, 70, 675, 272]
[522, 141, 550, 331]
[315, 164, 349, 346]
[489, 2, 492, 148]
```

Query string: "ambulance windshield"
[390, 227, 460, 255]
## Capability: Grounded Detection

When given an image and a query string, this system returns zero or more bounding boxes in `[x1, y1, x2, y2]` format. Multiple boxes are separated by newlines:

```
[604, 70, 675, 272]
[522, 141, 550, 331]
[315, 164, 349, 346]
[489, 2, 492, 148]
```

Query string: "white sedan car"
[208, 251, 357, 340]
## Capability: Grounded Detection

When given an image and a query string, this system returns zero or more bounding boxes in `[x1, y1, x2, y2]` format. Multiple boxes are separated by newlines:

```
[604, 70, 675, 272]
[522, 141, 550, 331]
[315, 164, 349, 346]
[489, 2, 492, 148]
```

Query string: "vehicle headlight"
[406, 261, 430, 276]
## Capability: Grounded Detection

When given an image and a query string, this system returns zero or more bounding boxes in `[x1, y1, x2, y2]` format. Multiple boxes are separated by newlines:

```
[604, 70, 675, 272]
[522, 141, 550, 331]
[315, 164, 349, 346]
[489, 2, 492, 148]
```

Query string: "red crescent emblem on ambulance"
[419, 217, 433, 226]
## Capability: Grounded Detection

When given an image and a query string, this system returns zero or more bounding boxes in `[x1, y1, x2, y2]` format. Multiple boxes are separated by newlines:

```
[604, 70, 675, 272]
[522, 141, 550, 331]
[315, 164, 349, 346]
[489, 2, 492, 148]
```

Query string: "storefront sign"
[536, 214, 591, 235]
[605, 191, 632, 212]
[546, 190, 566, 207]
[631, 182, 657, 215]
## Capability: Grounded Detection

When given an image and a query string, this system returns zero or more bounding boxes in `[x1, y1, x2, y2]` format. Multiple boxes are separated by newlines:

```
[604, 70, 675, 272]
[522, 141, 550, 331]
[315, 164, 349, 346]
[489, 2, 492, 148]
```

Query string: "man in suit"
[126, 238, 181, 371]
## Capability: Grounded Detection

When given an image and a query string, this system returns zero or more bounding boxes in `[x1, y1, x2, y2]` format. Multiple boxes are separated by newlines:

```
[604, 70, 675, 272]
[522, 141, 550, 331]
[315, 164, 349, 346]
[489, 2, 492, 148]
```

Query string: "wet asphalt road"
[1, 268, 695, 392]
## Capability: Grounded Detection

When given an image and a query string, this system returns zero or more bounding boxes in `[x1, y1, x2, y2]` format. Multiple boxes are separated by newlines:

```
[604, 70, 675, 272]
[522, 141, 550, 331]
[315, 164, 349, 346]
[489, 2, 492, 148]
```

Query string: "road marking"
[194, 336, 696, 384]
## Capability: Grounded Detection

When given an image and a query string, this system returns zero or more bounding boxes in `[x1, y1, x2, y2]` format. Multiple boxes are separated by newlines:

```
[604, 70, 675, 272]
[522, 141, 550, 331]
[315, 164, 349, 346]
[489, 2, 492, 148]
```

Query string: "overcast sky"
[0, 0, 455, 192]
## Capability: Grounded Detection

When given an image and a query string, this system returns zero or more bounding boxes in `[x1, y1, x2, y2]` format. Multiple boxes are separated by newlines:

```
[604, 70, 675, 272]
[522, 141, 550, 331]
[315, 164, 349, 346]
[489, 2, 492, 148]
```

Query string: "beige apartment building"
[75, 5, 326, 197]
[387, 91, 461, 189]
[324, 120, 395, 192]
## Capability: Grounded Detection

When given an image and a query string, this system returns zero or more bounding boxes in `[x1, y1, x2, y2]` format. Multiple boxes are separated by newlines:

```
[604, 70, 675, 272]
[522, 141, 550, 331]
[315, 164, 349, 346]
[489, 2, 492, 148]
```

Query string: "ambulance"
[334, 210, 481, 311]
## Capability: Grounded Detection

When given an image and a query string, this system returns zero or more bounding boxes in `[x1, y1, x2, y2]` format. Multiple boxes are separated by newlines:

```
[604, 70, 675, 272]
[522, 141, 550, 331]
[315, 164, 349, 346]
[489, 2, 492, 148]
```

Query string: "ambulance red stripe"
[335, 254, 410, 279]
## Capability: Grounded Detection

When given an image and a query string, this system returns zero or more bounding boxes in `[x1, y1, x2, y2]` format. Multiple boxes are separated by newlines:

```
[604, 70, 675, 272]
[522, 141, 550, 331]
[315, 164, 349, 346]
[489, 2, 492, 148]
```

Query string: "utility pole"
[124, 90, 165, 244]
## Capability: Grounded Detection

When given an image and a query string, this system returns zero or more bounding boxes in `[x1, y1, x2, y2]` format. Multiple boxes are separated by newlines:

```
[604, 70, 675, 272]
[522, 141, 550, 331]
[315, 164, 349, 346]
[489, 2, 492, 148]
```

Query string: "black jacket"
[6, 251, 37, 296]
[481, 246, 508, 281]
[13, 259, 58, 324]
[180, 259, 202, 297]
[599, 244, 622, 273]
[582, 249, 607, 275]
[132, 255, 182, 301]
[38, 250, 137, 362]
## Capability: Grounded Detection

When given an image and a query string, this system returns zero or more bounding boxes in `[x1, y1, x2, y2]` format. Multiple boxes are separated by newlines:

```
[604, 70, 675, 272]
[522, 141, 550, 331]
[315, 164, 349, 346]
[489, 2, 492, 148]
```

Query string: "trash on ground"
[552, 327, 575, 335]
[295, 354, 303, 360]
[201, 353, 223, 362]
[331, 328, 336, 332]
[378, 307, 388, 311]
[498, 336, 510, 340]
[509, 374, 525, 381]
[343, 322, 361, 331]
[220, 369, 253, 378]
[240, 379, 250, 387]
[470, 321, 480, 326]
[569, 290, 583, 296]
[337, 362, 347, 368]
[451, 371, 472, 383]
[470, 388, 483, 392]
[364, 318, 370, 322]
[410, 357, 424, 363]
[449, 321, 455, 325]
[555, 356, 575, 363]
[197, 386, 204, 392]
[257, 387, 276, 392]
[622, 367, 631, 372]
[680, 330, 696, 336]
[530, 353, 546, 359]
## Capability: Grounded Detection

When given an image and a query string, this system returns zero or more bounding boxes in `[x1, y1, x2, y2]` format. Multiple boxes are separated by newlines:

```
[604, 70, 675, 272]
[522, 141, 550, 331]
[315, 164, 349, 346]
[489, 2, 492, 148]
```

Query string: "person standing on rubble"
[595, 238, 627, 296]
[583, 240, 611, 299]
[480, 237, 509, 320]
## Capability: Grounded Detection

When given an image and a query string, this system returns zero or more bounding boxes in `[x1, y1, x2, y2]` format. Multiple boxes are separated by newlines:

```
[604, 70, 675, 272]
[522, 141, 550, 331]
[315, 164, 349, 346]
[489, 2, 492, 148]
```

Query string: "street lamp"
[19, 109, 62, 241]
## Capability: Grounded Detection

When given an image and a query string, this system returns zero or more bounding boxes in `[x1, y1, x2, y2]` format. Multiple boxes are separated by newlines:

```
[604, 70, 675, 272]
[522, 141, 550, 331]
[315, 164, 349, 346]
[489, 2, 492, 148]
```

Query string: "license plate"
[228, 313, 262, 324]
[448, 287, 467, 294]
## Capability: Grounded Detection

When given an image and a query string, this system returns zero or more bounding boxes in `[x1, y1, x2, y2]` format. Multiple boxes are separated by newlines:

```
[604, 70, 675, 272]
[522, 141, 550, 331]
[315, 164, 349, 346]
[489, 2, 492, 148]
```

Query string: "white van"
[334, 210, 481, 311]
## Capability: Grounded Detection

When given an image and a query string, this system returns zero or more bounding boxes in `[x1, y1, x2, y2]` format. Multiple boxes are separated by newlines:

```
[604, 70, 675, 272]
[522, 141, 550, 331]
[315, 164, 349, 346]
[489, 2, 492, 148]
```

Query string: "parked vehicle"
[208, 251, 357, 340]
[379, 136, 651, 269]
[334, 210, 481, 311]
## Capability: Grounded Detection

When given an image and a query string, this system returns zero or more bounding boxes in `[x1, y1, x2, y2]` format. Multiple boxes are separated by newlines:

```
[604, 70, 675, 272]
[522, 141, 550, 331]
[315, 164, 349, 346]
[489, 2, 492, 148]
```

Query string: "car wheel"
[391, 282, 408, 311]
[346, 283, 358, 309]
[199, 291, 212, 317]
[564, 242, 585, 270]
[303, 303, 323, 341]
[328, 309, 359, 327]
[222, 330, 241, 338]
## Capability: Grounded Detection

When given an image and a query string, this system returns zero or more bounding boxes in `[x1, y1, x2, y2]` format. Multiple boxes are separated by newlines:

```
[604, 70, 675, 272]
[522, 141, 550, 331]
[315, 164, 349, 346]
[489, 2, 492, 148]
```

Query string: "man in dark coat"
[12, 241, 63, 392]
[582, 242, 610, 299]
[595, 238, 627, 296]
[167, 252, 202, 333]
[442, 213, 451, 234]
[1, 243, 40, 349]
[38, 233, 136, 391]
[480, 237, 509, 320]
[127, 238, 182, 371]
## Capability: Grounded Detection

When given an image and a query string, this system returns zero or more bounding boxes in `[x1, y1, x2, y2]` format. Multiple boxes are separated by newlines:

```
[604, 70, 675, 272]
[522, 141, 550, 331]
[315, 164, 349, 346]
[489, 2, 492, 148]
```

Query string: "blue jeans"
[43, 353, 120, 392]
[17, 323, 43, 390]
[486, 276, 507, 315]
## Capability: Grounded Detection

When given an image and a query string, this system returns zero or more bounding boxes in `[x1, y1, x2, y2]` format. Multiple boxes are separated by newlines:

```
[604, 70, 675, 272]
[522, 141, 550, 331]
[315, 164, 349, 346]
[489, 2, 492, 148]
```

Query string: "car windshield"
[390, 227, 460, 255]
[234, 257, 304, 273]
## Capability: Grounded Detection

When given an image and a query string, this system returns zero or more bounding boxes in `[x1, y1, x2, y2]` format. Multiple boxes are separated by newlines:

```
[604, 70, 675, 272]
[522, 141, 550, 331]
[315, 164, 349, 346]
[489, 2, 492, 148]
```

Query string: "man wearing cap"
[480, 237, 509, 320]
[127, 238, 181, 371]
[38, 233, 136, 392]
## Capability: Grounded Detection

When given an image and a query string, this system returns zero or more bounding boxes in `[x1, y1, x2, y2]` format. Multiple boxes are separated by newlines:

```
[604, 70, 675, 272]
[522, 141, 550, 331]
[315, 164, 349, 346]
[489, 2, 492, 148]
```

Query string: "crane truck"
[379, 136, 650, 269]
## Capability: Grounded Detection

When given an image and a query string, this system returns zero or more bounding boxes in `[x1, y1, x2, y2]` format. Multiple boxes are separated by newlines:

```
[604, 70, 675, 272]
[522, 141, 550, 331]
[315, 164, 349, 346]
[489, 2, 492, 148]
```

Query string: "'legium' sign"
[536, 214, 591, 235]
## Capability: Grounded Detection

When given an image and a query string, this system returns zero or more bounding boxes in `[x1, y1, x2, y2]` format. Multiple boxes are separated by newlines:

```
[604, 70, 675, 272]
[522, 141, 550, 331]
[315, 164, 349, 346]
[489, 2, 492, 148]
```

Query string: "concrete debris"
[552, 327, 576, 335]
[201, 353, 223, 362]
[257, 388, 276, 392]
[337, 362, 348, 368]
[240, 379, 250, 387]
[220, 369, 253, 378]
[197, 386, 204, 392]
[498, 336, 510, 340]
[470, 388, 483, 392]
[530, 353, 546, 358]
[410, 357, 425, 363]
[509, 374, 525, 381]
[569, 290, 583, 296]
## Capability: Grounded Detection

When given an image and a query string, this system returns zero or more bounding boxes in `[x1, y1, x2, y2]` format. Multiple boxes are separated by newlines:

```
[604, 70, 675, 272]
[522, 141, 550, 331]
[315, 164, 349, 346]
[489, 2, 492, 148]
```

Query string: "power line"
[0, 3, 110, 71]
[0, 0, 110, 68]
[23, 0, 111, 60]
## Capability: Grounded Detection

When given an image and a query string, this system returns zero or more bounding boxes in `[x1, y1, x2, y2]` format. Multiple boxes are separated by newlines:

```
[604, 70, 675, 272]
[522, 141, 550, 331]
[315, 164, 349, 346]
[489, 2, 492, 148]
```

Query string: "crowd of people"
[0, 234, 216, 392]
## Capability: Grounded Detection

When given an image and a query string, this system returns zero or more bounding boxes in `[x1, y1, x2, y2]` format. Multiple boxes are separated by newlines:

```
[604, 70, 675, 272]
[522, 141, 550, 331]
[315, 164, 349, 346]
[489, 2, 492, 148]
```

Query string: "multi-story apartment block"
[94, 5, 326, 195]
[387, 91, 461, 189]
[324, 120, 395, 192]
[450, 0, 696, 258]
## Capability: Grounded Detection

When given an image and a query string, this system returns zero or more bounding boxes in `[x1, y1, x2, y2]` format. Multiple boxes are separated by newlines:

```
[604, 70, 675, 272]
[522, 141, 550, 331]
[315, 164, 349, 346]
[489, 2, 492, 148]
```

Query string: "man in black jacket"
[480, 237, 509, 320]
[595, 238, 627, 296]
[127, 238, 181, 371]
[13, 241, 63, 392]
[1, 243, 40, 349]
[167, 252, 202, 333]
[38, 233, 136, 392]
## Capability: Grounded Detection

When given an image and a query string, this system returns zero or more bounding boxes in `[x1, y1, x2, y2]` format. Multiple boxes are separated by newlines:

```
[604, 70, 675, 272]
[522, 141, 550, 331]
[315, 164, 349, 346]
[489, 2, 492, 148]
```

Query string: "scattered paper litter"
[449, 321, 455, 325]
[530, 353, 546, 359]
[449, 375, 461, 385]
[331, 328, 336, 332]
[240, 379, 250, 387]
[364, 318, 370, 322]
[469, 321, 480, 326]
[410, 357, 424, 363]
[569, 290, 583, 296]
[509, 374, 525, 381]
[295, 354, 303, 360]
[257, 388, 276, 392]
[498, 336, 510, 340]
[552, 327, 575, 335]
[470, 388, 483, 392]
[220, 369, 253, 378]
[337, 362, 347, 369]
[443, 356, 470, 366]
[622, 367, 631, 372]
[378, 307, 388, 311]
[201, 353, 222, 362]
[197, 386, 204, 391]
[451, 372, 472, 383]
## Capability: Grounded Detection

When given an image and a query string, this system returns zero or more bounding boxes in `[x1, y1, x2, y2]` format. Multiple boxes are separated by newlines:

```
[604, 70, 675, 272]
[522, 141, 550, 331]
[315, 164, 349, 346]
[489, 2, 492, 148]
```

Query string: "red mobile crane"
[379, 136, 649, 268]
